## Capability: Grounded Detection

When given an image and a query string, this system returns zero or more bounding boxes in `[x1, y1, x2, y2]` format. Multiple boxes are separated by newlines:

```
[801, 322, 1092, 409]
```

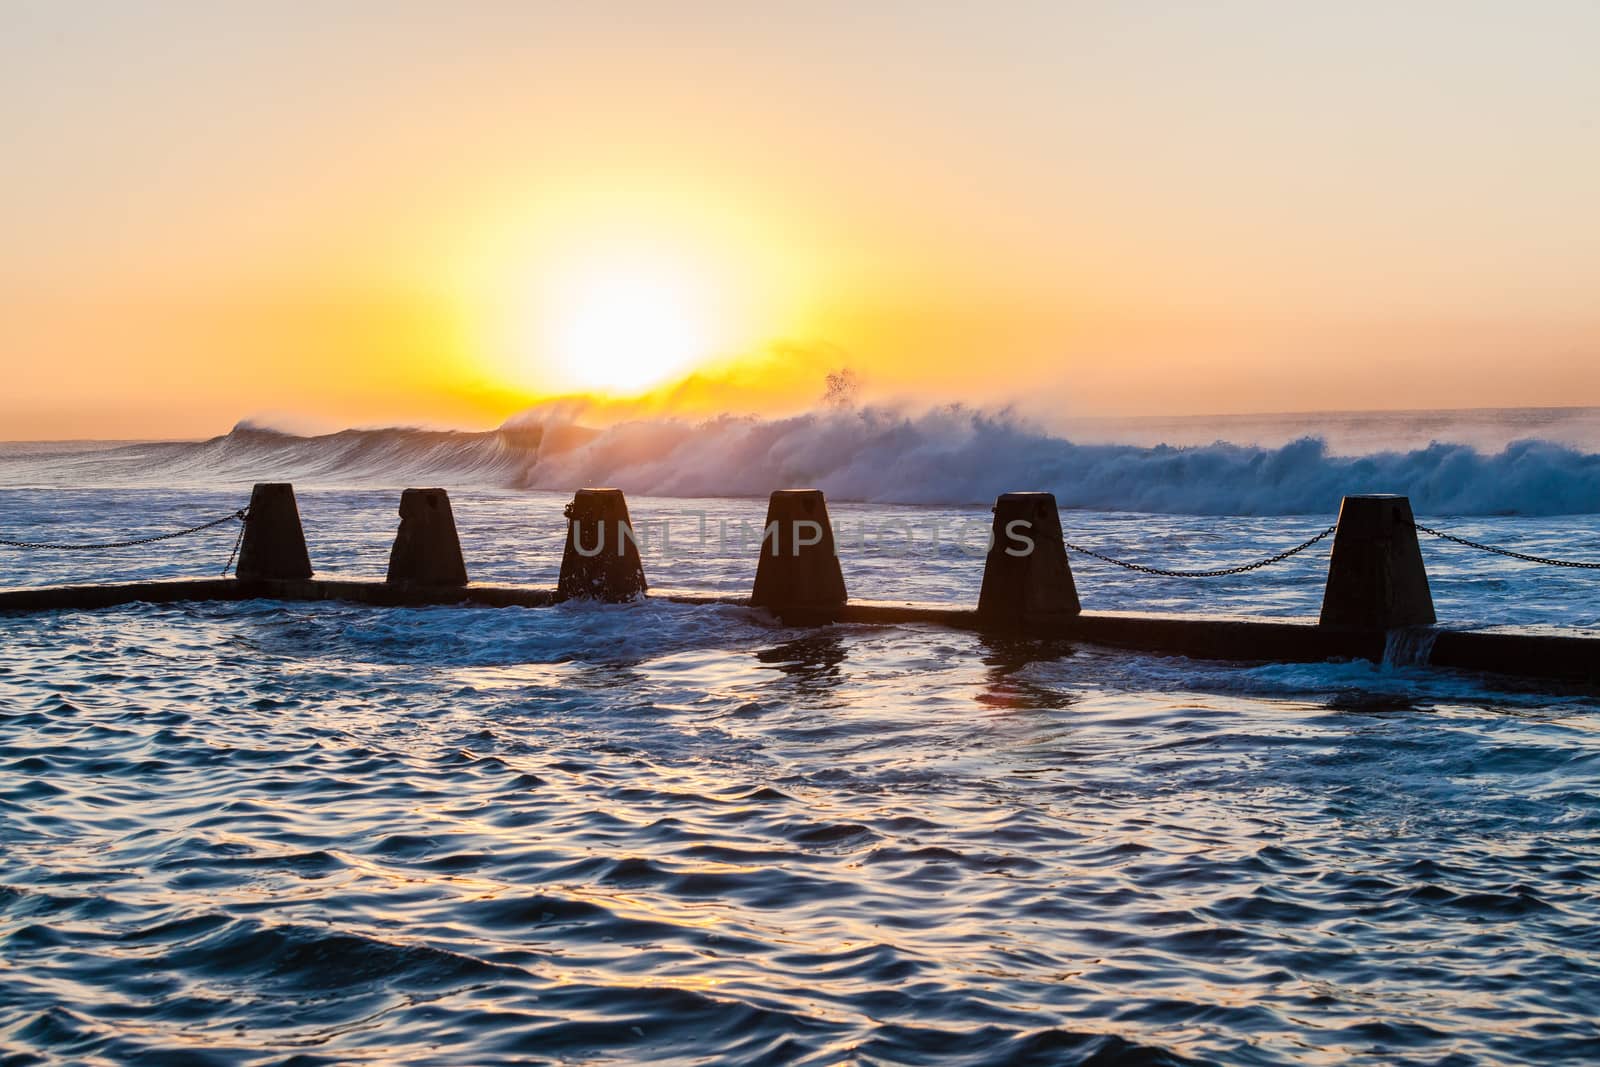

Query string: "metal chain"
[1413, 523, 1600, 570]
[0, 509, 248, 552]
[222, 512, 250, 577]
[1064, 524, 1338, 578]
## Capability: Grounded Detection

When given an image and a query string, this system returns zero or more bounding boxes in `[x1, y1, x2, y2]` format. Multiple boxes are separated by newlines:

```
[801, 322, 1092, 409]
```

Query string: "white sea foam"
[3, 406, 1599, 515]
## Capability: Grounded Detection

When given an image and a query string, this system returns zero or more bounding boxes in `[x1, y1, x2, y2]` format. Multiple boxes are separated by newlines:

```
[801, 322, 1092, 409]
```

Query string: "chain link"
[1064, 519, 1599, 578]
[222, 513, 250, 577]
[1063, 523, 1339, 578]
[1063, 524, 1338, 578]
[1413, 523, 1600, 570]
[7, 506, 1596, 588]
[0, 509, 248, 552]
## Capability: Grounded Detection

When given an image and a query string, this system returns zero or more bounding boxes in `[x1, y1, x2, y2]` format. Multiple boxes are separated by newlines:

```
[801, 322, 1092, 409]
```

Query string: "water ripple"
[3, 527, 1600, 1062]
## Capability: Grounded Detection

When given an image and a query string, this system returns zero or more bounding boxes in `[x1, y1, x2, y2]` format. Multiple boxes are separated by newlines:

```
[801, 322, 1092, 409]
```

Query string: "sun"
[539, 254, 717, 394]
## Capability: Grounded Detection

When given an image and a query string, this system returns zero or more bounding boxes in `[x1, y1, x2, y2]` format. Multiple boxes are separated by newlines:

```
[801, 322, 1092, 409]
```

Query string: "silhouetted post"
[750, 489, 847, 622]
[977, 492, 1080, 628]
[1319, 494, 1435, 628]
[386, 488, 468, 586]
[235, 482, 313, 581]
[557, 488, 647, 601]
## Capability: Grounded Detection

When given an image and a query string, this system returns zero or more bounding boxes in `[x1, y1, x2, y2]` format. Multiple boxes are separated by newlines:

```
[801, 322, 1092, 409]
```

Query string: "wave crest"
[3, 407, 1598, 515]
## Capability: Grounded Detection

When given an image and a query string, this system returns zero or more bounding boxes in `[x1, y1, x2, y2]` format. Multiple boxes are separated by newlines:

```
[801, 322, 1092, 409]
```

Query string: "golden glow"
[460, 178, 825, 407]
[10, 5, 1600, 438]
[538, 253, 717, 393]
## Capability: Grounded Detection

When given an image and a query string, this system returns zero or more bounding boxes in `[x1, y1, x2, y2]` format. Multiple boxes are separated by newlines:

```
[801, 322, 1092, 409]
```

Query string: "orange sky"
[4, 2, 1598, 439]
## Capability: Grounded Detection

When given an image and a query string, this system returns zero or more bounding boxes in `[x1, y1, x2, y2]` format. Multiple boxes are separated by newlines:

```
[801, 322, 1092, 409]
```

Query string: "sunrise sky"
[4, 1, 1599, 440]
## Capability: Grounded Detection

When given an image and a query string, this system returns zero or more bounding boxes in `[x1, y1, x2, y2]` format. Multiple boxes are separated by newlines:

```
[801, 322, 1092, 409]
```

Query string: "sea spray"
[3, 407, 1600, 516]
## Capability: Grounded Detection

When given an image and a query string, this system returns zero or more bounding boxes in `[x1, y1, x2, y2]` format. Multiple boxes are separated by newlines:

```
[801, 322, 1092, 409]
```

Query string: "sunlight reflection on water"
[1, 490, 1598, 1064]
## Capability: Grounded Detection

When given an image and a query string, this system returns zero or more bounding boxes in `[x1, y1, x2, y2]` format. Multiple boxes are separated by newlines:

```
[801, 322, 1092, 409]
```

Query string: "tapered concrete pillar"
[386, 488, 467, 586]
[750, 489, 847, 621]
[235, 482, 312, 581]
[557, 488, 647, 601]
[977, 492, 1080, 628]
[1319, 494, 1435, 628]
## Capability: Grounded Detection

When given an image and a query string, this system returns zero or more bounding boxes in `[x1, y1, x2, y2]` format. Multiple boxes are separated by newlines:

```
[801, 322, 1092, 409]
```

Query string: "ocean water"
[5, 405, 1600, 516]
[3, 412, 1600, 1065]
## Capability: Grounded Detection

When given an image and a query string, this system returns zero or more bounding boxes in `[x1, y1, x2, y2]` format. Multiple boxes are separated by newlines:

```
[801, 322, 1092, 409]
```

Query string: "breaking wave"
[4, 408, 1599, 516]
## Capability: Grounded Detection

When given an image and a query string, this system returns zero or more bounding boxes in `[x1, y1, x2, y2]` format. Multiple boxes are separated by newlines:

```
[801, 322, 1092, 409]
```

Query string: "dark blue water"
[3, 487, 1600, 1064]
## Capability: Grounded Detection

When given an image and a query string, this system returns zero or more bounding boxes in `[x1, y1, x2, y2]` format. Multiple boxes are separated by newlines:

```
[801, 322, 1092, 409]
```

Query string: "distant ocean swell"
[4, 408, 1599, 515]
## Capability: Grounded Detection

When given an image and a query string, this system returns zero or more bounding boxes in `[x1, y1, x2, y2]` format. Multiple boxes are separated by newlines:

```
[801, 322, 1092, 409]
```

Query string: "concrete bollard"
[1319, 494, 1436, 628]
[557, 488, 647, 601]
[977, 492, 1081, 628]
[750, 489, 848, 622]
[235, 482, 313, 581]
[386, 488, 468, 587]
